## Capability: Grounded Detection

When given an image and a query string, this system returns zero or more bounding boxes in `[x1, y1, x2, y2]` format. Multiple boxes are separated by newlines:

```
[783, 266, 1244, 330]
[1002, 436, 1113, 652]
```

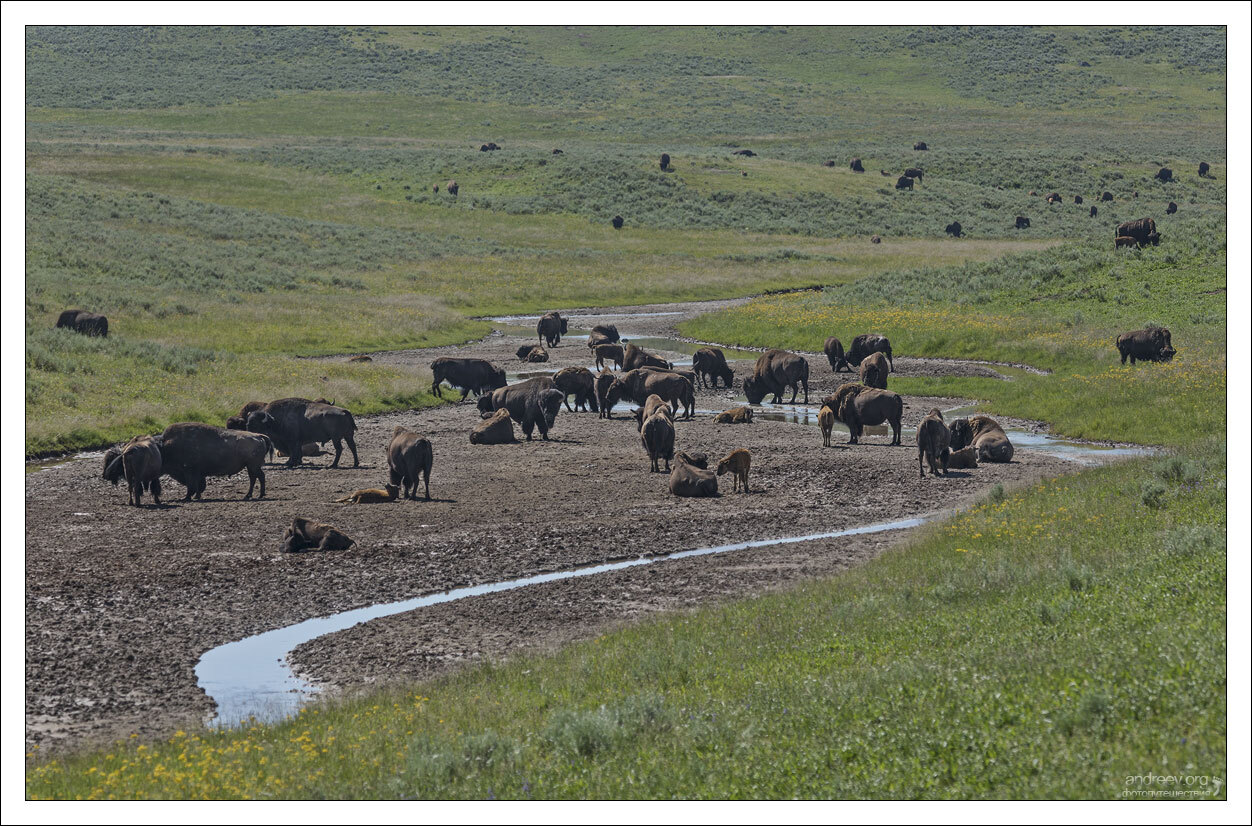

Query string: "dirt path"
[26, 299, 1079, 754]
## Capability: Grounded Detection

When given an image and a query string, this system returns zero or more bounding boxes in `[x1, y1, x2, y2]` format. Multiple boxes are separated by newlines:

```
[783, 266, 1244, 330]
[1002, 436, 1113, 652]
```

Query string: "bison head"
[245, 410, 276, 434]
[539, 389, 565, 428]
[948, 418, 973, 451]
[102, 446, 125, 485]
[476, 393, 495, 418]
[560, 318, 569, 334]
[742, 376, 767, 405]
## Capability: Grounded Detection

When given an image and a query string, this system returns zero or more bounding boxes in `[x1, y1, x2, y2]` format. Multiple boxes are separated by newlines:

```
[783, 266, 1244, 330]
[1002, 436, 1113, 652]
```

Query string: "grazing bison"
[447, 180, 459, 196]
[607, 369, 694, 420]
[1045, 192, 1061, 204]
[824, 384, 903, 445]
[823, 160, 837, 167]
[55, 310, 109, 337]
[537, 312, 568, 347]
[1015, 216, 1031, 229]
[1100, 191, 1113, 202]
[660, 153, 671, 171]
[713, 406, 754, 424]
[743, 350, 810, 405]
[895, 175, 914, 190]
[948, 415, 1014, 463]
[1155, 167, 1173, 183]
[623, 343, 671, 372]
[669, 458, 719, 497]
[1074, 195, 1084, 204]
[945, 221, 963, 238]
[1116, 217, 1161, 247]
[640, 410, 676, 473]
[1116, 328, 1176, 364]
[247, 398, 358, 468]
[388, 426, 433, 500]
[611, 215, 624, 229]
[733, 149, 756, 157]
[281, 517, 355, 553]
[870, 235, 881, 244]
[477, 377, 565, 440]
[716, 448, 751, 493]
[108, 435, 163, 506]
[1166, 201, 1178, 215]
[338, 484, 399, 504]
[1198, 162, 1210, 177]
[588, 323, 621, 345]
[818, 404, 836, 447]
[553, 366, 600, 413]
[914, 141, 928, 150]
[824, 337, 849, 372]
[846, 334, 894, 371]
[431, 357, 507, 401]
[470, 408, 518, 444]
[1090, 205, 1098, 218]
[1115, 235, 1140, 249]
[916, 408, 951, 478]
[858, 351, 890, 390]
[159, 422, 269, 500]
[595, 371, 618, 419]
[849, 158, 865, 172]
[692, 347, 734, 389]
[594, 343, 625, 371]
[946, 446, 978, 469]
[904, 167, 924, 182]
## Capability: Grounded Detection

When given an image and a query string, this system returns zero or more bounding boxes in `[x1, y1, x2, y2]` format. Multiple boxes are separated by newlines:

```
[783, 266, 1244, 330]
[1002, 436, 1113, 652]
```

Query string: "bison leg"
[422, 467, 431, 501]
[329, 438, 343, 468]
[151, 478, 162, 506]
[345, 434, 359, 467]
[563, 394, 574, 413]
[891, 420, 902, 446]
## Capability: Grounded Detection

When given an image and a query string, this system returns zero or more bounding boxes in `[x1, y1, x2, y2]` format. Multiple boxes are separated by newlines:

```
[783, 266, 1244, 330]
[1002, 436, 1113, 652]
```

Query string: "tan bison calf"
[716, 448, 752, 493]
[337, 484, 400, 503]
[713, 406, 754, 424]
[819, 404, 836, 447]
[946, 446, 978, 469]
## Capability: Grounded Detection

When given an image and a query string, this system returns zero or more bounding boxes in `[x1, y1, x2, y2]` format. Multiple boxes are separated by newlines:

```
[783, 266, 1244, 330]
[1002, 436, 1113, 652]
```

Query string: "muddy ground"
[26, 300, 1078, 754]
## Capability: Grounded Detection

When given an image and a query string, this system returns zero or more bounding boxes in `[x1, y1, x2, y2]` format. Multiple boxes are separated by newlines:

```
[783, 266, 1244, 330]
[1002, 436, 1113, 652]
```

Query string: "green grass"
[26, 442, 1226, 799]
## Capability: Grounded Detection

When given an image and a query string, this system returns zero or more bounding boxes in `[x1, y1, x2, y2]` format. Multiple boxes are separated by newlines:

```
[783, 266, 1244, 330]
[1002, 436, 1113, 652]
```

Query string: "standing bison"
[640, 409, 676, 473]
[1154, 168, 1173, 183]
[660, 153, 671, 171]
[587, 324, 621, 346]
[611, 215, 624, 229]
[948, 416, 1014, 463]
[553, 366, 599, 413]
[944, 221, 963, 238]
[622, 343, 671, 372]
[430, 357, 506, 401]
[1090, 206, 1098, 218]
[537, 312, 568, 347]
[846, 334, 894, 371]
[607, 369, 694, 420]
[1074, 195, 1084, 204]
[824, 384, 903, 445]
[1116, 328, 1176, 364]
[1198, 162, 1210, 177]
[1015, 216, 1031, 229]
[858, 351, 890, 389]
[387, 426, 433, 500]
[824, 337, 849, 372]
[447, 180, 459, 196]
[105, 435, 164, 506]
[895, 176, 914, 191]
[916, 409, 951, 478]
[159, 422, 269, 500]
[477, 377, 565, 440]
[55, 309, 109, 337]
[743, 350, 810, 404]
[594, 343, 625, 371]
[692, 347, 734, 389]
[904, 167, 924, 182]
[1116, 217, 1161, 247]
[1166, 201, 1178, 215]
[246, 398, 359, 468]
[1100, 191, 1113, 202]
[849, 158, 864, 172]
[914, 141, 928, 151]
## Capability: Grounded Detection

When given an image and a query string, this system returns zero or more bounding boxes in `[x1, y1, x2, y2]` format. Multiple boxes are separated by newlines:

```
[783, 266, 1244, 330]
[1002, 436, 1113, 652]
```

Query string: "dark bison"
[1198, 162, 1210, 177]
[692, 347, 734, 389]
[849, 158, 864, 172]
[1015, 216, 1031, 229]
[733, 149, 756, 157]
[470, 409, 517, 444]
[1090, 206, 1098, 218]
[640, 409, 676, 473]
[1100, 191, 1113, 202]
[447, 180, 459, 196]
[387, 426, 433, 500]
[476, 377, 565, 440]
[595, 371, 618, 419]
[1116, 328, 1175, 365]
[1074, 195, 1084, 204]
[824, 384, 903, 445]
[944, 221, 963, 238]
[895, 176, 914, 190]
[55, 310, 109, 337]
[858, 351, 890, 390]
[824, 337, 849, 372]
[904, 167, 924, 182]
[246, 398, 358, 468]
[823, 160, 837, 167]
[537, 312, 568, 347]
[226, 400, 267, 432]
[159, 422, 269, 500]
[105, 435, 164, 506]
[480, 142, 500, 152]
[948, 415, 1013, 463]
[1155, 167, 1173, 183]
[281, 517, 355, 553]
[916, 408, 951, 478]
[1045, 192, 1061, 204]
[669, 457, 719, 497]
[553, 366, 599, 413]
[611, 215, 624, 229]
[914, 141, 928, 151]
[743, 350, 809, 404]
[1116, 217, 1160, 247]
[660, 153, 671, 171]
[552, 148, 563, 155]
[588, 323, 621, 345]
[622, 343, 671, 372]
[594, 343, 625, 371]
[430, 357, 506, 401]
[1166, 201, 1178, 215]
[607, 369, 694, 420]
[846, 334, 894, 371]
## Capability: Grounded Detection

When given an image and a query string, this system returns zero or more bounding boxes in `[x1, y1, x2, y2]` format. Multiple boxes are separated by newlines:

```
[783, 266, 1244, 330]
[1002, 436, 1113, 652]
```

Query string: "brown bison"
[818, 404, 836, 447]
[895, 176, 914, 191]
[870, 234, 881, 243]
[946, 446, 978, 469]
[106, 435, 164, 506]
[916, 408, 951, 478]
[607, 369, 694, 420]
[640, 410, 676, 473]
[716, 449, 751, 493]
[523, 345, 550, 363]
[387, 426, 433, 500]
[470, 408, 518, 444]
[824, 384, 903, 445]
[1154, 167, 1173, 183]
[713, 406, 754, 424]
[596, 371, 618, 419]
[623, 343, 671, 372]
[1114, 235, 1141, 249]
[431, 357, 507, 401]
[743, 350, 809, 404]
[914, 141, 928, 151]
[226, 400, 268, 432]
[846, 334, 894, 371]
[477, 377, 565, 440]
[733, 149, 756, 157]
[611, 215, 624, 229]
[1116, 328, 1175, 364]
[1045, 192, 1061, 204]
[858, 351, 890, 389]
[588, 323, 621, 345]
[944, 221, 963, 238]
[55, 309, 109, 337]
[246, 398, 358, 468]
[594, 343, 625, 371]
[537, 312, 568, 347]
[849, 158, 865, 172]
[159, 422, 269, 500]
[675, 451, 708, 469]
[904, 167, 924, 182]
[281, 517, 355, 553]
[948, 415, 1014, 463]
[1166, 201, 1178, 215]
[824, 337, 849, 372]
[632, 393, 674, 430]
[1015, 216, 1031, 229]
[1116, 217, 1160, 247]
[348, 355, 372, 363]
[660, 153, 671, 171]
[692, 347, 734, 389]
[447, 180, 459, 196]
[553, 366, 600, 413]
[515, 343, 545, 361]
[669, 458, 719, 497]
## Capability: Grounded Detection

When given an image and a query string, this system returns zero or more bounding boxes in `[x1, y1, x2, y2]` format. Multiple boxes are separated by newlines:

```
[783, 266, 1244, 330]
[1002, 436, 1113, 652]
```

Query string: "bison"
[1115, 235, 1140, 249]
[246, 398, 358, 468]
[622, 343, 671, 372]
[824, 337, 849, 372]
[1074, 195, 1084, 204]
[226, 400, 267, 432]
[945, 221, 963, 238]
[595, 371, 618, 419]
[447, 180, 459, 196]
[1090, 206, 1098, 218]
[692, 347, 734, 389]
[281, 517, 355, 553]
[660, 153, 671, 171]
[713, 406, 753, 424]
[948, 415, 1013, 463]
[515, 343, 544, 361]
[640, 410, 676, 473]
[387, 426, 433, 500]
[846, 334, 894, 371]
[430, 357, 506, 401]
[1116, 328, 1176, 365]
[669, 458, 719, 497]
[676, 451, 708, 469]
[849, 158, 864, 172]
[537, 312, 568, 347]
[716, 449, 751, 493]
[477, 377, 565, 440]
[632, 393, 674, 430]
[553, 366, 600, 413]
[107, 435, 164, 506]
[588, 323, 621, 345]
[159, 422, 269, 500]
[1198, 162, 1210, 177]
[338, 484, 399, 504]
[1045, 192, 1061, 204]
[470, 408, 517, 445]
[818, 404, 836, 447]
[870, 235, 881, 244]
[743, 350, 809, 405]
[611, 215, 624, 229]
[1166, 201, 1178, 215]
[1116, 217, 1160, 247]
[904, 167, 924, 182]
[858, 351, 890, 390]
[1154, 167, 1173, 183]
[733, 149, 756, 157]
[1015, 216, 1031, 229]
[55, 310, 108, 337]
[824, 384, 903, 445]
[895, 175, 914, 191]
[916, 408, 951, 478]
[914, 141, 928, 151]
[594, 343, 625, 371]
[607, 369, 694, 420]
[946, 446, 978, 469]
[1100, 191, 1113, 202]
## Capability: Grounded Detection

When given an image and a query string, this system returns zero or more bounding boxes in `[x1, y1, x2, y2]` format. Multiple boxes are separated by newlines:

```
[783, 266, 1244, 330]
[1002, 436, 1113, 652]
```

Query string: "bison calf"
[281, 517, 355, 553]
[337, 484, 400, 504]
[716, 448, 751, 493]
[713, 406, 753, 424]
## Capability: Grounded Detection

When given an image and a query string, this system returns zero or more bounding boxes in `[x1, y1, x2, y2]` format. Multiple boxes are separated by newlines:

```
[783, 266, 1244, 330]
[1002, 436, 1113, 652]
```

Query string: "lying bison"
[733, 149, 756, 157]
[858, 351, 890, 389]
[824, 337, 849, 372]
[477, 376, 565, 440]
[946, 446, 978, 469]
[846, 334, 894, 371]
[1015, 216, 1031, 229]
[159, 422, 269, 500]
[945, 221, 963, 238]
[713, 406, 753, 424]
[692, 347, 733, 389]
[247, 398, 358, 468]
[743, 349, 809, 405]
[1045, 192, 1061, 204]
[1116, 328, 1176, 364]
[553, 366, 599, 413]
[916, 408, 951, 478]
[537, 312, 568, 347]
[1166, 201, 1178, 215]
[1116, 217, 1160, 247]
[914, 141, 928, 151]
[607, 369, 694, 420]
[431, 357, 506, 401]
[623, 343, 671, 372]
[470, 409, 517, 444]
[948, 415, 1013, 463]
[56, 309, 109, 337]
[895, 175, 914, 191]
[515, 343, 547, 362]
[281, 517, 355, 553]
[388, 426, 433, 500]
[669, 456, 719, 497]
[824, 384, 903, 445]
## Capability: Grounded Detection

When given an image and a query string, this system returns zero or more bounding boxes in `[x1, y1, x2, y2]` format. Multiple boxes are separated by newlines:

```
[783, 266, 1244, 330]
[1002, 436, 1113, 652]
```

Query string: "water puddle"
[25, 450, 105, 475]
[196, 515, 931, 728]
